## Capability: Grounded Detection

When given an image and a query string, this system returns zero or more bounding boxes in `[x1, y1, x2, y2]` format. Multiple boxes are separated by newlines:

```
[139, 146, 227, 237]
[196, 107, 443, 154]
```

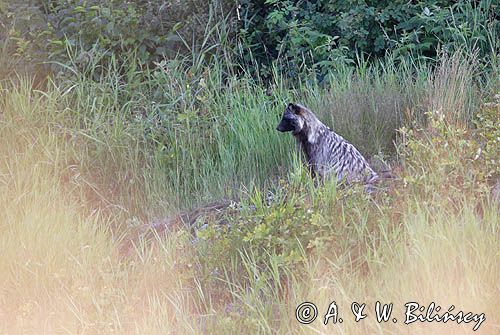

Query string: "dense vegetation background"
[1, 0, 499, 77]
[0, 1, 499, 334]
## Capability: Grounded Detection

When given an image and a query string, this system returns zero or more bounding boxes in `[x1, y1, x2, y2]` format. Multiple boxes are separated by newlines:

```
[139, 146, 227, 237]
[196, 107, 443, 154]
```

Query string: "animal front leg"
[308, 164, 317, 179]
[313, 165, 331, 186]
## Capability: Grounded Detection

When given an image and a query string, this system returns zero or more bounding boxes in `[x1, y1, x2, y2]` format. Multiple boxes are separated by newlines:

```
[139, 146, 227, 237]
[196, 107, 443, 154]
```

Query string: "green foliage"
[474, 97, 500, 181]
[1, 18, 499, 328]
[44, 0, 184, 65]
[193, 172, 382, 282]
[0, 1, 50, 80]
[44, 0, 237, 68]
[196, 187, 319, 269]
[398, 105, 498, 205]
[0, 0, 237, 78]
[38, 48, 485, 217]
[191, 91, 499, 303]
[2, 0, 498, 83]
[240, 0, 499, 78]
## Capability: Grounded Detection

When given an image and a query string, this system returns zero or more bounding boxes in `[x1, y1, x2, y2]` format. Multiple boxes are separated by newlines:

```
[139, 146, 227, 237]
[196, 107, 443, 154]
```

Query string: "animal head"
[276, 103, 307, 134]
[276, 103, 323, 142]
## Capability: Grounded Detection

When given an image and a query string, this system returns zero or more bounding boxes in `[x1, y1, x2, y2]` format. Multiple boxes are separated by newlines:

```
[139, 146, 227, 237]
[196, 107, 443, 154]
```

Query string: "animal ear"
[288, 103, 304, 115]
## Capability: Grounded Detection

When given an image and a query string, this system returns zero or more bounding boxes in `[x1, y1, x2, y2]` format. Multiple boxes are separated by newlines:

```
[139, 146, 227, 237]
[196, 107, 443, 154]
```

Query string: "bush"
[239, 0, 499, 78]
[3, 1, 498, 82]
[0, 1, 50, 81]
[193, 171, 388, 286]
[44, 0, 236, 65]
[474, 94, 500, 183]
[0, 0, 237, 81]
[398, 102, 499, 207]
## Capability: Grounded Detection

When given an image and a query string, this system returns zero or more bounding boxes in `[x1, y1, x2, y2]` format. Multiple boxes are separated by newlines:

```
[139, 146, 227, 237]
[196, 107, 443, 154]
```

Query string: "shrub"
[474, 94, 500, 183]
[0, 0, 237, 81]
[43, 0, 237, 66]
[0, 1, 50, 81]
[193, 172, 386, 286]
[239, 0, 499, 78]
[398, 102, 499, 207]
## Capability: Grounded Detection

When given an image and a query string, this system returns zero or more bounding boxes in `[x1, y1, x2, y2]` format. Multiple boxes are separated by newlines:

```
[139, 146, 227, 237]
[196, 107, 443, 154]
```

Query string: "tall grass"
[19, 48, 489, 216]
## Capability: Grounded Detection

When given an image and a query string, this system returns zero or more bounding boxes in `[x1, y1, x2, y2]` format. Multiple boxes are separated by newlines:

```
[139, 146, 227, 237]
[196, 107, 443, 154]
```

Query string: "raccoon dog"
[277, 103, 378, 186]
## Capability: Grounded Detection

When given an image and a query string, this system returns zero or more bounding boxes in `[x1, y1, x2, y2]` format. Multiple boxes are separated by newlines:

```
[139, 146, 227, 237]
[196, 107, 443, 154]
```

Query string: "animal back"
[307, 129, 377, 183]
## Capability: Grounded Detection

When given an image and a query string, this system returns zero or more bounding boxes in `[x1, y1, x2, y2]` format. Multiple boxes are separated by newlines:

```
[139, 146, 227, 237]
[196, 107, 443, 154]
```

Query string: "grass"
[0, 43, 499, 335]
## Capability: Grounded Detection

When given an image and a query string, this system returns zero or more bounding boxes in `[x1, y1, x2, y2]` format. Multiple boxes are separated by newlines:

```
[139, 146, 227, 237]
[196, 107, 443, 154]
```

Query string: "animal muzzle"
[276, 123, 286, 132]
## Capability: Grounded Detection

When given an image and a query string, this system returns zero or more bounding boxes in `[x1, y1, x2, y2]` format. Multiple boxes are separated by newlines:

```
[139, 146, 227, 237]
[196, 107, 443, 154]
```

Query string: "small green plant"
[398, 106, 498, 206]
[474, 96, 500, 182]
[193, 171, 382, 286]
[0, 1, 51, 79]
